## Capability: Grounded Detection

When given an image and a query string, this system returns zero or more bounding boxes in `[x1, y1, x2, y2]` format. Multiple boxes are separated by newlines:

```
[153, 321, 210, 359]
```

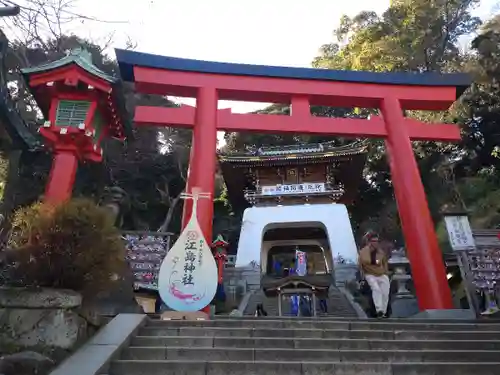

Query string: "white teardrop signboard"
[158, 188, 218, 311]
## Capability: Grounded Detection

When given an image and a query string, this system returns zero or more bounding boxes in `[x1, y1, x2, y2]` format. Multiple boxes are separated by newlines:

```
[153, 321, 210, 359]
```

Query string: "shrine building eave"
[218, 141, 368, 167]
[219, 142, 368, 211]
[115, 49, 471, 99]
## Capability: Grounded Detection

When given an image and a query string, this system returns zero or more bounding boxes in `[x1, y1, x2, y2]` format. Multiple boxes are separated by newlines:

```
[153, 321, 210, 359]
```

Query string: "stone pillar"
[389, 248, 419, 318]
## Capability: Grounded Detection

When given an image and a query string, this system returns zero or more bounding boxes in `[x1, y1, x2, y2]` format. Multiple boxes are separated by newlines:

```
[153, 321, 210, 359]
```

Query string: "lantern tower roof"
[20, 47, 132, 141]
[21, 48, 116, 83]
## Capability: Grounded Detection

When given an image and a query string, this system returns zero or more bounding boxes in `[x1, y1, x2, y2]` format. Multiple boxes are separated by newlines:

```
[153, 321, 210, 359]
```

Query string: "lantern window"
[55, 100, 91, 127]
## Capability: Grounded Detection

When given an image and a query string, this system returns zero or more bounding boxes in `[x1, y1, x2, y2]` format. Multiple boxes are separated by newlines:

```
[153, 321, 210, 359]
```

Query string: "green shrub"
[5, 198, 126, 295]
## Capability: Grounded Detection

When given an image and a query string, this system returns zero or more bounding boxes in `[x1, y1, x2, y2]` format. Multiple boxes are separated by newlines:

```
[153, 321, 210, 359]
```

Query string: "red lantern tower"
[211, 234, 229, 284]
[21, 48, 130, 204]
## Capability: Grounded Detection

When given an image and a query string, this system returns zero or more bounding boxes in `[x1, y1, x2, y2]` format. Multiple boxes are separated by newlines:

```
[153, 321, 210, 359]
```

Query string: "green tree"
[313, 0, 481, 73]
[0, 2, 192, 234]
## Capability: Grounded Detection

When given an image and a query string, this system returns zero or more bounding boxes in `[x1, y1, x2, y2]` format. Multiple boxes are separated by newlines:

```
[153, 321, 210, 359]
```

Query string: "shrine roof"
[218, 141, 368, 166]
[219, 141, 367, 211]
[0, 33, 40, 150]
[0, 86, 42, 150]
[115, 49, 471, 97]
[21, 48, 116, 84]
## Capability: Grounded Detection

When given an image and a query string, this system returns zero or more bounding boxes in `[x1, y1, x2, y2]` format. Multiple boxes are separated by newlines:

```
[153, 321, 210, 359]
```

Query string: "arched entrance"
[262, 227, 331, 277]
[235, 203, 358, 285]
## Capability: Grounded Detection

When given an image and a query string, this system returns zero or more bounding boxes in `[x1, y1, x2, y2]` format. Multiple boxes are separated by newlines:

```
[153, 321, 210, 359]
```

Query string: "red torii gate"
[115, 49, 470, 311]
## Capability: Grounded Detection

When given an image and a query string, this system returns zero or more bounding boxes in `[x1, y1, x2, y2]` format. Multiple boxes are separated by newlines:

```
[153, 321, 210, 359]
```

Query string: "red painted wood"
[129, 61, 462, 311]
[290, 95, 310, 120]
[84, 100, 98, 128]
[181, 87, 219, 314]
[44, 151, 79, 204]
[29, 65, 111, 93]
[133, 67, 458, 111]
[182, 87, 218, 243]
[135, 105, 461, 142]
[181, 134, 196, 230]
[381, 97, 453, 310]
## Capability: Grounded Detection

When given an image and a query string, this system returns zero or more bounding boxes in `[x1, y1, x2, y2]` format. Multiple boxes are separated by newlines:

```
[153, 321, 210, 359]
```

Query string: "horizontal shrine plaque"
[123, 232, 173, 291]
[261, 183, 326, 196]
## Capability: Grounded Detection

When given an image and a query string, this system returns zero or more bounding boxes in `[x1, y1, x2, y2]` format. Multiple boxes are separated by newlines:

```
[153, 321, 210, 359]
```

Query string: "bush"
[4, 198, 126, 295]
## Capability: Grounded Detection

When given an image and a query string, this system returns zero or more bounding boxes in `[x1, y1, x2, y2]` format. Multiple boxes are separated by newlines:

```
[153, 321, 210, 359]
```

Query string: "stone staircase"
[108, 317, 500, 375]
[244, 286, 358, 317]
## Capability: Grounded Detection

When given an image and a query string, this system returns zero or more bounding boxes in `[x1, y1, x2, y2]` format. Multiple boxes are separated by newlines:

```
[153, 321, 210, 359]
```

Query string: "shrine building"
[218, 140, 367, 285]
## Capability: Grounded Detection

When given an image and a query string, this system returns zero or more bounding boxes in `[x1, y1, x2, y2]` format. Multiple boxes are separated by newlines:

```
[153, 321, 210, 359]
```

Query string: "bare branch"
[157, 194, 181, 233]
[0, 0, 130, 53]
[99, 31, 115, 52]
[155, 179, 172, 204]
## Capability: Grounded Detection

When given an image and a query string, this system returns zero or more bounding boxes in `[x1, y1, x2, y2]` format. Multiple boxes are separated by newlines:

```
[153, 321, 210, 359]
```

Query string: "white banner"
[261, 183, 326, 196]
[444, 215, 476, 251]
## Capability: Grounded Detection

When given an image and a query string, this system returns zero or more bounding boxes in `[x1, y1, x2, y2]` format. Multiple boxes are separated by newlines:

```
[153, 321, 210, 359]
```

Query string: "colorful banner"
[158, 191, 218, 312]
[296, 250, 307, 276]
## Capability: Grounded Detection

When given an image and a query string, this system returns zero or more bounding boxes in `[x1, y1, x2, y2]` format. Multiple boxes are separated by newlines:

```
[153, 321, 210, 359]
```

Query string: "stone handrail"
[49, 314, 147, 375]
[237, 289, 256, 314]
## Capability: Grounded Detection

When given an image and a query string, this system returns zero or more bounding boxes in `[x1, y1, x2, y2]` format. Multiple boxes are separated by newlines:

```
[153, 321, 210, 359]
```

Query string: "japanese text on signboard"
[444, 216, 475, 251]
[261, 183, 326, 196]
[183, 231, 200, 285]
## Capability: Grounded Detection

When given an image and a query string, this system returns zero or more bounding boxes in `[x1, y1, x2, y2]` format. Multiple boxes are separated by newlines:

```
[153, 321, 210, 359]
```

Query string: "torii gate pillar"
[382, 97, 452, 309]
[181, 87, 218, 241]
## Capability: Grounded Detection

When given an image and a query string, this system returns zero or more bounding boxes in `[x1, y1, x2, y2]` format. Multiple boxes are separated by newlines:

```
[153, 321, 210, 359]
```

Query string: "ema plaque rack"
[122, 231, 174, 291]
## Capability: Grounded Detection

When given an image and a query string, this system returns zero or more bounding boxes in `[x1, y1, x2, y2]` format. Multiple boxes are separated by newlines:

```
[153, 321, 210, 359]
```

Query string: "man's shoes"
[376, 311, 384, 318]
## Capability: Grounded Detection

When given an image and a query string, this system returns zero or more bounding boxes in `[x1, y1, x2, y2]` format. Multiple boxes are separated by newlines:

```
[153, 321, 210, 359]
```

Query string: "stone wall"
[0, 287, 88, 350]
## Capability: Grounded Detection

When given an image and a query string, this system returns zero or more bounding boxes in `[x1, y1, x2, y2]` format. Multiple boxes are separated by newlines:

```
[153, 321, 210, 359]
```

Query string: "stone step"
[146, 318, 500, 331]
[147, 313, 500, 323]
[109, 360, 500, 375]
[244, 286, 358, 317]
[121, 347, 500, 362]
[188, 347, 498, 364]
[208, 315, 498, 323]
[137, 326, 500, 340]
[131, 335, 500, 350]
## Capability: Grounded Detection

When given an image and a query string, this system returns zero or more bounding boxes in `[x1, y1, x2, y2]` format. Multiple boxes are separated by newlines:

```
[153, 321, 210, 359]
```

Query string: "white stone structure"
[235, 203, 359, 284]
